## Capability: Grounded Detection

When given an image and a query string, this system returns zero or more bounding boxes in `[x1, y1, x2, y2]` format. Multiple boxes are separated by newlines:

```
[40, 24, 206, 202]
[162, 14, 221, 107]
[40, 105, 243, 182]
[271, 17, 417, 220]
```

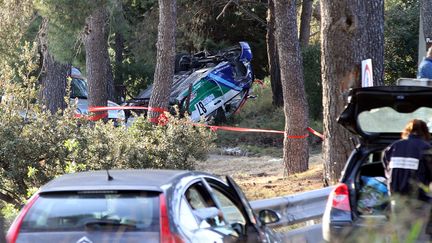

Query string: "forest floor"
[196, 149, 324, 200]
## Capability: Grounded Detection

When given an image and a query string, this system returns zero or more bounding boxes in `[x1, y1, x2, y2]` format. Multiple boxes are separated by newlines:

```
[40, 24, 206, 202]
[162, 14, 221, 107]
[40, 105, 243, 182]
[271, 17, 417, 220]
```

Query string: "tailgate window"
[358, 107, 432, 133]
[20, 191, 160, 232]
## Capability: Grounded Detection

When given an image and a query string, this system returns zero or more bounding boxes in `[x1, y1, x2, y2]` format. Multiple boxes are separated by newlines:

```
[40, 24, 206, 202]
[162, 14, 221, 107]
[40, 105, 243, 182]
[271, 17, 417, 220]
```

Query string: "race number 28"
[195, 102, 207, 116]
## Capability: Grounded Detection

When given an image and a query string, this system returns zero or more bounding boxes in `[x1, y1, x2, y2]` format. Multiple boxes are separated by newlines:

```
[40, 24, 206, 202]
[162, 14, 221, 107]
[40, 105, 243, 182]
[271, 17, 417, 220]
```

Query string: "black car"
[7, 169, 281, 243]
[322, 85, 432, 242]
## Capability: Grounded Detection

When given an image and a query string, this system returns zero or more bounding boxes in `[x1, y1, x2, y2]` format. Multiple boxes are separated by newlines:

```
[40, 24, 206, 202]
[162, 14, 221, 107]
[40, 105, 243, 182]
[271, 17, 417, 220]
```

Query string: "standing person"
[383, 119, 432, 240]
[418, 46, 432, 79]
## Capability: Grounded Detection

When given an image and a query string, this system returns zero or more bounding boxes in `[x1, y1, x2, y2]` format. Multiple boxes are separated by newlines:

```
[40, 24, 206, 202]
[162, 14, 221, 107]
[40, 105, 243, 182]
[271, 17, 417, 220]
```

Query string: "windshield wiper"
[84, 219, 137, 230]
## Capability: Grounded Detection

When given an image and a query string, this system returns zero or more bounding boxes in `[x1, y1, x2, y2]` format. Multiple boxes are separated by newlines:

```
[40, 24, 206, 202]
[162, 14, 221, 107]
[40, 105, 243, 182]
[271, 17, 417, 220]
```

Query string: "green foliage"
[345, 196, 431, 242]
[0, 0, 35, 67]
[34, 0, 105, 63]
[0, 107, 213, 208]
[0, 43, 214, 211]
[216, 75, 323, 153]
[177, 1, 268, 79]
[384, 0, 419, 85]
[302, 44, 322, 120]
[216, 79, 284, 149]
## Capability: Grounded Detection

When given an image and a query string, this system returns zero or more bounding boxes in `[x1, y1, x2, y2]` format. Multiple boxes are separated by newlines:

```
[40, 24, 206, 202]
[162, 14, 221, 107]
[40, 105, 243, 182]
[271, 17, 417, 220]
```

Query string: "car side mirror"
[258, 209, 280, 225]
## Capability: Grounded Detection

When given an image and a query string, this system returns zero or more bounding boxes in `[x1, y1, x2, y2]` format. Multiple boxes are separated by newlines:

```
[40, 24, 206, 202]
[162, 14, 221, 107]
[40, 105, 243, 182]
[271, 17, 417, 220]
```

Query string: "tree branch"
[0, 191, 20, 208]
[216, 0, 267, 27]
[216, 0, 235, 20]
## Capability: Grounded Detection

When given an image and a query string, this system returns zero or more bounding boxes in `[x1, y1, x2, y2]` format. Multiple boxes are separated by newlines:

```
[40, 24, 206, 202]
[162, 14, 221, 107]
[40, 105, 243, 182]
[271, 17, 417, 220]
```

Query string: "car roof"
[39, 169, 203, 193]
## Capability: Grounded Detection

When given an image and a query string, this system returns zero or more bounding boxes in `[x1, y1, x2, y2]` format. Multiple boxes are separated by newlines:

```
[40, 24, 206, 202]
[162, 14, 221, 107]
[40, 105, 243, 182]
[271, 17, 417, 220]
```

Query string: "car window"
[358, 107, 432, 133]
[70, 78, 88, 98]
[186, 185, 208, 210]
[20, 191, 159, 232]
[179, 197, 199, 231]
[184, 182, 225, 228]
[212, 189, 246, 225]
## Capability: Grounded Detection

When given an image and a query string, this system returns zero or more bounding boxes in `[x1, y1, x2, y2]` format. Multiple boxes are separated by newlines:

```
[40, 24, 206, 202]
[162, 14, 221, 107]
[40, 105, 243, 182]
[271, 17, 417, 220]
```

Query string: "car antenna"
[106, 170, 114, 181]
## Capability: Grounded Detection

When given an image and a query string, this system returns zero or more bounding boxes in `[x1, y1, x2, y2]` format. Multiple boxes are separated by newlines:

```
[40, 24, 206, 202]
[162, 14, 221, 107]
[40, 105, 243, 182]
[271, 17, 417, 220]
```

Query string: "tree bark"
[106, 54, 116, 102]
[114, 32, 125, 101]
[421, 0, 432, 48]
[320, 0, 384, 184]
[299, 0, 313, 48]
[266, 0, 283, 107]
[365, 0, 384, 84]
[39, 19, 69, 114]
[148, 0, 177, 121]
[275, 0, 309, 174]
[83, 6, 110, 117]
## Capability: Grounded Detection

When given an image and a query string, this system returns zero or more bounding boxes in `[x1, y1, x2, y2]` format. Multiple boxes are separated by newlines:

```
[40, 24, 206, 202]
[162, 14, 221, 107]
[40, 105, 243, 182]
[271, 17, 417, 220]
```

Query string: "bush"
[0, 108, 213, 209]
[0, 44, 214, 212]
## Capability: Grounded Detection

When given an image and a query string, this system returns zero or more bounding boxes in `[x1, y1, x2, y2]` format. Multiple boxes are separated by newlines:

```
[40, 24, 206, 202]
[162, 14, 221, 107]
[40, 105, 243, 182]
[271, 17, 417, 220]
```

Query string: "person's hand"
[217, 210, 224, 222]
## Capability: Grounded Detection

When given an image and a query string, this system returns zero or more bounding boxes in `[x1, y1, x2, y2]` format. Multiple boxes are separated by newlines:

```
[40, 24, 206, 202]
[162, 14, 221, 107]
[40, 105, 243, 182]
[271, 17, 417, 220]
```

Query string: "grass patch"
[215, 78, 323, 156]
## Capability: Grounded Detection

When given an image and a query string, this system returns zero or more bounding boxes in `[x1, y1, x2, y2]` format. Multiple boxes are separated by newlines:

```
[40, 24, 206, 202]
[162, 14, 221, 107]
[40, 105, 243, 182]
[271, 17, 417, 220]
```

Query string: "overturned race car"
[125, 42, 255, 124]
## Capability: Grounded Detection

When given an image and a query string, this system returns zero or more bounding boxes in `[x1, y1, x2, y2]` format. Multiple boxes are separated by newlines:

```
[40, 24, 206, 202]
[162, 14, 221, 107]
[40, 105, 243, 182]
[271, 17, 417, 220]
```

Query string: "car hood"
[338, 86, 432, 142]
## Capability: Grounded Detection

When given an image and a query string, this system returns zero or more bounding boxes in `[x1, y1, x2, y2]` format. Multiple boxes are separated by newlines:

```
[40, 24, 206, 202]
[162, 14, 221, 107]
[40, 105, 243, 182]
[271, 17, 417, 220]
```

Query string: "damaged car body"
[125, 42, 255, 123]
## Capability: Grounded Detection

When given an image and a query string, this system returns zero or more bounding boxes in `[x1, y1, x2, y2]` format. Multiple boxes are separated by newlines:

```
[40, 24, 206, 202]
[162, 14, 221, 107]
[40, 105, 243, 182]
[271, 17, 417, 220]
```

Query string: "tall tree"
[320, 0, 384, 184]
[83, 6, 110, 118]
[366, 0, 385, 83]
[148, 0, 177, 121]
[299, 0, 314, 48]
[266, 0, 283, 107]
[275, 0, 310, 174]
[39, 19, 69, 114]
[421, 0, 432, 44]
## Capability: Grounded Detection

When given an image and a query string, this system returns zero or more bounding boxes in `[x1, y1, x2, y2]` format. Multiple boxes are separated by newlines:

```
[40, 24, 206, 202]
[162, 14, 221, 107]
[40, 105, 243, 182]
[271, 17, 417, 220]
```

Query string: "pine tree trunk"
[365, 0, 384, 85]
[421, 0, 432, 45]
[83, 6, 110, 117]
[148, 0, 177, 120]
[275, 0, 309, 174]
[267, 0, 283, 107]
[114, 32, 125, 100]
[39, 19, 69, 114]
[299, 0, 313, 48]
[320, 0, 384, 184]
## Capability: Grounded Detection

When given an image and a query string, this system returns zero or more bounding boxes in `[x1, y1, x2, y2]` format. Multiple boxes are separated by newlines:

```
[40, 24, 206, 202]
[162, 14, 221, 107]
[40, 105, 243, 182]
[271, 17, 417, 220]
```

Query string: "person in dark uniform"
[383, 119, 432, 240]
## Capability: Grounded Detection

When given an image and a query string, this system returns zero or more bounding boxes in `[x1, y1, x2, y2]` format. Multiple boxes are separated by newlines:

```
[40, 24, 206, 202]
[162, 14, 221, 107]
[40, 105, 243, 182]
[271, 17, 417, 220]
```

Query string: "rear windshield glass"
[358, 107, 432, 133]
[70, 78, 88, 99]
[20, 191, 160, 232]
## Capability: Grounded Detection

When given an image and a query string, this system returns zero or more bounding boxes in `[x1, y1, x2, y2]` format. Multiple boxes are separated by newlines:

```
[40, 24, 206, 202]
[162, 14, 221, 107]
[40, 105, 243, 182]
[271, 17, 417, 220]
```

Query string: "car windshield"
[358, 107, 432, 133]
[20, 191, 160, 232]
[70, 78, 88, 99]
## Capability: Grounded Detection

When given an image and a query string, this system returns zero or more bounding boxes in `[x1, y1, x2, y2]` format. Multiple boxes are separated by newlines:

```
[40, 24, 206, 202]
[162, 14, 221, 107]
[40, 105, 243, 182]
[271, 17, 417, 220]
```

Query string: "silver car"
[7, 169, 281, 243]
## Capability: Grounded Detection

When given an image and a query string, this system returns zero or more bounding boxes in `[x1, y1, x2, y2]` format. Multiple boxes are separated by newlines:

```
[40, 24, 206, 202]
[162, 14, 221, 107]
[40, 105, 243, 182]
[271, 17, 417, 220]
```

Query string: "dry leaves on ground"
[196, 153, 324, 200]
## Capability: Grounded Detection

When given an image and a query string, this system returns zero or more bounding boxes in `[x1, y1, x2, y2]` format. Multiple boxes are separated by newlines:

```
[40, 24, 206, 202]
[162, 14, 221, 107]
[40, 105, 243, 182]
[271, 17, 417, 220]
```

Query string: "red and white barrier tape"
[88, 106, 167, 113]
[78, 106, 324, 140]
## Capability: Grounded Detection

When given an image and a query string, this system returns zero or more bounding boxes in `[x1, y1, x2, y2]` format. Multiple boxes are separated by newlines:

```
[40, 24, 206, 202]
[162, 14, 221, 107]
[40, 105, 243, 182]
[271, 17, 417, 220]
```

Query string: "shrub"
[0, 107, 213, 209]
[0, 44, 214, 211]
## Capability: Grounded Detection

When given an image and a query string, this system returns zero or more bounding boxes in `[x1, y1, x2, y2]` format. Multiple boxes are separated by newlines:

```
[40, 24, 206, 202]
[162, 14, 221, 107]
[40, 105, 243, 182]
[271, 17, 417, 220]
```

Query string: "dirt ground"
[196, 152, 324, 200]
